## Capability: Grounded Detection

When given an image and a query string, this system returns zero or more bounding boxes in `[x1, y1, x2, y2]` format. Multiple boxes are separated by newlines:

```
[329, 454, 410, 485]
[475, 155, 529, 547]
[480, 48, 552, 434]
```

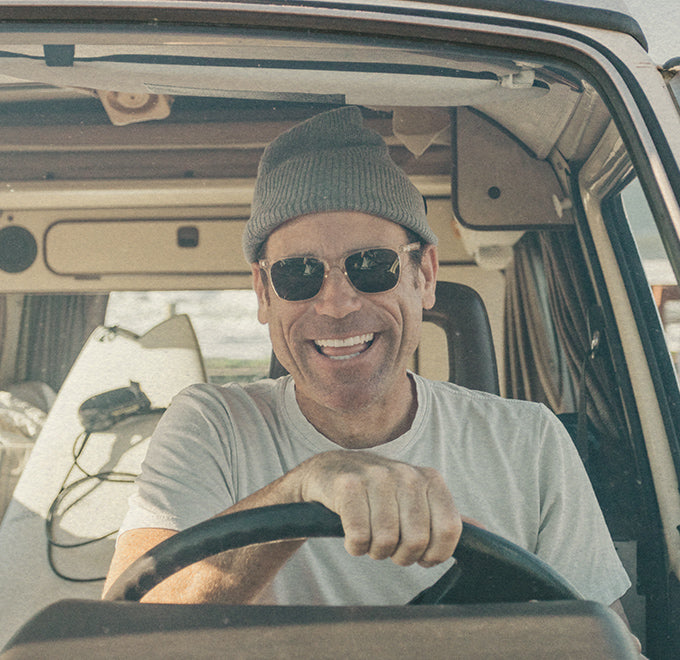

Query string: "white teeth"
[314, 333, 374, 348]
[327, 353, 359, 361]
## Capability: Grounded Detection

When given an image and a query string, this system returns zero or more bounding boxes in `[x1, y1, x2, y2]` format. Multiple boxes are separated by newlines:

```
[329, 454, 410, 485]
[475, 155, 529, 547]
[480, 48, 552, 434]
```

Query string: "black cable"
[45, 411, 163, 583]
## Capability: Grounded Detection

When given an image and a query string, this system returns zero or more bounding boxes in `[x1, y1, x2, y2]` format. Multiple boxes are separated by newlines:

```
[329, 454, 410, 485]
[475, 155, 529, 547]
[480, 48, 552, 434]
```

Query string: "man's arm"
[103, 450, 462, 603]
[102, 471, 305, 604]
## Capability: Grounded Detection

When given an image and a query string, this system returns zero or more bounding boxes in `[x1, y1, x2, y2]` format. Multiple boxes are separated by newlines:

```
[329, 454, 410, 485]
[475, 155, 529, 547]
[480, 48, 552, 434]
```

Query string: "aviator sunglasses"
[259, 243, 421, 302]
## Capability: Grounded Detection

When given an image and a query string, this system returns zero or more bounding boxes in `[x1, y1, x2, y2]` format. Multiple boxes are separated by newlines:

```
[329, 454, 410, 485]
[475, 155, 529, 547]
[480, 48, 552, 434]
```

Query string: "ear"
[420, 244, 438, 311]
[251, 264, 270, 324]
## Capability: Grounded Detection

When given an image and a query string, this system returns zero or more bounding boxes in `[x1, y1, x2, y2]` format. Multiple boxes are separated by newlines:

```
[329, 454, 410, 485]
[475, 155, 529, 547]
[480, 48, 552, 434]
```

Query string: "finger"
[389, 484, 431, 567]
[366, 482, 400, 561]
[417, 474, 461, 568]
[334, 473, 372, 557]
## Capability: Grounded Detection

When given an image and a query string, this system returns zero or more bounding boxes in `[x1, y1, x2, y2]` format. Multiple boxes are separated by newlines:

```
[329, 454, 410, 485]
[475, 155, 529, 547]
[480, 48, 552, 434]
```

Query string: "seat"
[423, 281, 499, 395]
[270, 281, 499, 395]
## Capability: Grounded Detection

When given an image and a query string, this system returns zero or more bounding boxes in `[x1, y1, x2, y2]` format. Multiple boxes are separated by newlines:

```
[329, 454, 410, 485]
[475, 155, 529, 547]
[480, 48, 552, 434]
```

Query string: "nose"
[313, 266, 362, 318]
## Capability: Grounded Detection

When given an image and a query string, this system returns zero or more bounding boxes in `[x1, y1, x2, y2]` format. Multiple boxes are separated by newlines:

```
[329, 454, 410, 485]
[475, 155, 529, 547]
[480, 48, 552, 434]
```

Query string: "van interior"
[0, 21, 678, 657]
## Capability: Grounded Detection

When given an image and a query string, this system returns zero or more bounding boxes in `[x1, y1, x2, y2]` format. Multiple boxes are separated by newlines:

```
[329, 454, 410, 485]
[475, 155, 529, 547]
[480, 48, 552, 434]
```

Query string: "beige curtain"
[504, 232, 576, 412]
[13, 294, 108, 392]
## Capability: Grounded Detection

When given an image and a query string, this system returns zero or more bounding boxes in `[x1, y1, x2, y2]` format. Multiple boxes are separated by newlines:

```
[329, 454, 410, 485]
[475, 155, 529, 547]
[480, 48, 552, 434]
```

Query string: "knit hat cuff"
[243, 107, 437, 262]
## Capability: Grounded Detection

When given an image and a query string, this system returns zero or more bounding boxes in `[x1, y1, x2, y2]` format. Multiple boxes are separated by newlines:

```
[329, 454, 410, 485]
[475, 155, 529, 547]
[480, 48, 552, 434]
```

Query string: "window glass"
[105, 291, 272, 384]
[621, 179, 680, 377]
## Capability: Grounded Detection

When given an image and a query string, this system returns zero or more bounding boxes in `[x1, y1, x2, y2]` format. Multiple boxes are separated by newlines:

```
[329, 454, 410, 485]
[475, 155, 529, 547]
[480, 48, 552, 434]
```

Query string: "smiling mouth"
[314, 333, 375, 361]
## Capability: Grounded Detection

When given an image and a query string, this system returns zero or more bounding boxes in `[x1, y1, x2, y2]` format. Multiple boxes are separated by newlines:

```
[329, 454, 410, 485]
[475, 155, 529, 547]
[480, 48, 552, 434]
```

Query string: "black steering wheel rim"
[104, 502, 580, 604]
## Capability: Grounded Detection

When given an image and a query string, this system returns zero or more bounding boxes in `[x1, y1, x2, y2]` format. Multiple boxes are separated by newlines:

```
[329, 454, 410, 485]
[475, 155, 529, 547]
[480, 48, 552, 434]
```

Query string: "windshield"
[0, 17, 678, 657]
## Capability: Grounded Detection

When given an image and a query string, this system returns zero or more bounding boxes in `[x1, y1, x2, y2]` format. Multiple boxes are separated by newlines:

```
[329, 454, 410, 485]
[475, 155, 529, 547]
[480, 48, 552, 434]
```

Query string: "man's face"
[252, 212, 438, 417]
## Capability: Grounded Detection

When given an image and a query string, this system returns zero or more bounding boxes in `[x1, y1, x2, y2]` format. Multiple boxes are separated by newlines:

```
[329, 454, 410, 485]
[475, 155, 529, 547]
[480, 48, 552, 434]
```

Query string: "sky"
[624, 0, 678, 64]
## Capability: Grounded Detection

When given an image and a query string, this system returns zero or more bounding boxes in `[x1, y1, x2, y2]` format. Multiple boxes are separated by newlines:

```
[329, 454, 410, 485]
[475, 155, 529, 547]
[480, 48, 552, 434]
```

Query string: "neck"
[294, 374, 418, 449]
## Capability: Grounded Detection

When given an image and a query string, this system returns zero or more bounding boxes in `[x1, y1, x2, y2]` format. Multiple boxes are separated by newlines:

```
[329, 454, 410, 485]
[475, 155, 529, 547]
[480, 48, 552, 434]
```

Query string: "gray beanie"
[243, 106, 438, 262]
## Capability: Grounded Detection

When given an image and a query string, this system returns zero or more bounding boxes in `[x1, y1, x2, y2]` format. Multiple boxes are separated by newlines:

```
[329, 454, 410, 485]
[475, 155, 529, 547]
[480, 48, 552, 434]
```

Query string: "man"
[104, 106, 630, 610]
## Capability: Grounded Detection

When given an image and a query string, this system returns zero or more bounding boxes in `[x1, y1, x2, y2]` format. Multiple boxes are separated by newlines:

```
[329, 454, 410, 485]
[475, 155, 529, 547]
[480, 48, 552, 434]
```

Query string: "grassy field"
[204, 357, 271, 384]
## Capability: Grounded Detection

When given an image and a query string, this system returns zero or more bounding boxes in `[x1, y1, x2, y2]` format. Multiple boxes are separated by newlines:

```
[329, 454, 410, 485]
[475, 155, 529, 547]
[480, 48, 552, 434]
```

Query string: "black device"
[78, 381, 151, 433]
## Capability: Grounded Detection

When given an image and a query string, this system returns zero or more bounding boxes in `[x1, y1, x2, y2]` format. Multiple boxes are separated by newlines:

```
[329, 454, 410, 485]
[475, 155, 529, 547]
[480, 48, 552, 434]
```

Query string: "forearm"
[139, 536, 304, 605]
[104, 468, 307, 604]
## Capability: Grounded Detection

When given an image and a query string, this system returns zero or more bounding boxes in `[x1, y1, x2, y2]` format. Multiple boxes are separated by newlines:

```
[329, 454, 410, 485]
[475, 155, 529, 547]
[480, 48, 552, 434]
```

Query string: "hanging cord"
[45, 408, 164, 582]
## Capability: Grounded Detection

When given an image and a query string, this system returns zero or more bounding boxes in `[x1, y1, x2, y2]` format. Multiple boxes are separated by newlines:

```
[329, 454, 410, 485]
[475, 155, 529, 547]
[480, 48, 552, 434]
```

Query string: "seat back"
[270, 281, 499, 395]
[424, 281, 499, 395]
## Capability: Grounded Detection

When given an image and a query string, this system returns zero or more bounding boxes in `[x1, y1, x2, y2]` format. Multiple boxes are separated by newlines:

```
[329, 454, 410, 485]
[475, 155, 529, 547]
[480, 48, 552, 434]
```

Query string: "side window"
[621, 179, 680, 378]
[667, 60, 680, 114]
[105, 291, 272, 384]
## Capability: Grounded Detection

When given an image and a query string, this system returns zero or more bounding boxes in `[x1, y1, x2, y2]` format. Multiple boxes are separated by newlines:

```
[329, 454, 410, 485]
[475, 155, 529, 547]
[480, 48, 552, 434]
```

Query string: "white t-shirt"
[120, 374, 631, 606]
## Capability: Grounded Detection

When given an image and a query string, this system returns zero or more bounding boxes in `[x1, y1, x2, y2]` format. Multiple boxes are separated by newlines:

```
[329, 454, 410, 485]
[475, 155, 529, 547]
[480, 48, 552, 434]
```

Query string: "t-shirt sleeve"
[119, 384, 239, 535]
[534, 408, 631, 605]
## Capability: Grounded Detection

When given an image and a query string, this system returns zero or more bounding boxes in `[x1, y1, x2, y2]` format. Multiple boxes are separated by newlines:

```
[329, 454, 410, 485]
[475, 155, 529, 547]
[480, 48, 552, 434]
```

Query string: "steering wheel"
[104, 502, 580, 604]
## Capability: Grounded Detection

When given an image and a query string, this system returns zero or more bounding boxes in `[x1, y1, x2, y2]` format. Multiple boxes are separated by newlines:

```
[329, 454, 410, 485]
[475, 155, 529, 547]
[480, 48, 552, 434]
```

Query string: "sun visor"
[452, 108, 574, 232]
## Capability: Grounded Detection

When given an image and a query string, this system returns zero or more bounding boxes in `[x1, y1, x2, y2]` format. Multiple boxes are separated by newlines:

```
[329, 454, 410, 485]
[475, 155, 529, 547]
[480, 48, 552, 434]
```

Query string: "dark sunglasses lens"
[270, 257, 325, 301]
[345, 248, 400, 293]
